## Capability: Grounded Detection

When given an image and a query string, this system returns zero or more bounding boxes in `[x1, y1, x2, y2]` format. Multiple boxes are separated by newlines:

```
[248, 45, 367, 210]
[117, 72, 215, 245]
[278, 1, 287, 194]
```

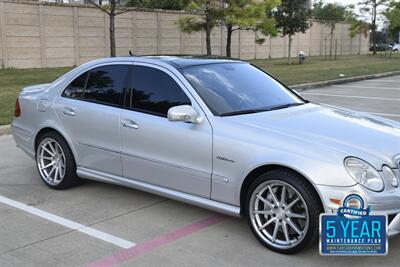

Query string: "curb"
[0, 125, 11, 136]
[0, 70, 399, 136]
[289, 70, 400, 91]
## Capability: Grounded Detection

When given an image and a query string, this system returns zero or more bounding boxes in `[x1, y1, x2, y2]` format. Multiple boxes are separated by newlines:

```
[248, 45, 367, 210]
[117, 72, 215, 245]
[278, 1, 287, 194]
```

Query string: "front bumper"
[316, 183, 400, 237]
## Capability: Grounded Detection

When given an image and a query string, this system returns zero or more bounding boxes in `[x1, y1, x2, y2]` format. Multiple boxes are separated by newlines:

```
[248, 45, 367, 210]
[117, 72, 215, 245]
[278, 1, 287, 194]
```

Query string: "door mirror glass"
[167, 105, 202, 124]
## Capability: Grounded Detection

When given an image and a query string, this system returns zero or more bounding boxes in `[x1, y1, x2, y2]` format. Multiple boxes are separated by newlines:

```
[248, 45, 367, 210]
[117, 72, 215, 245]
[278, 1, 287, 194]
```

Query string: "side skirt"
[77, 167, 241, 217]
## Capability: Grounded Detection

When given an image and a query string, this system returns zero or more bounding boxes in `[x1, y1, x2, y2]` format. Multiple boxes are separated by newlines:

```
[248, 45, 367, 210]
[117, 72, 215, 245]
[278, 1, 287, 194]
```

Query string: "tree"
[89, 0, 138, 57]
[313, 1, 349, 60]
[127, 0, 190, 10]
[385, 0, 400, 38]
[358, 0, 390, 55]
[221, 0, 279, 58]
[274, 0, 310, 65]
[178, 0, 223, 55]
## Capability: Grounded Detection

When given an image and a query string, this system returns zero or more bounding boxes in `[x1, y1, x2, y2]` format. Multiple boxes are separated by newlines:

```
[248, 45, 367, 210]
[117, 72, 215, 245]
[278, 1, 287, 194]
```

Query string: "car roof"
[89, 55, 245, 70]
[144, 55, 244, 69]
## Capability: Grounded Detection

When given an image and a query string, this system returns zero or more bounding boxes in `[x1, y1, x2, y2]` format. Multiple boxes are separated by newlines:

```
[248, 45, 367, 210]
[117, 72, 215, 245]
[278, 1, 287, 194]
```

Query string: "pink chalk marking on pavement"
[86, 214, 227, 267]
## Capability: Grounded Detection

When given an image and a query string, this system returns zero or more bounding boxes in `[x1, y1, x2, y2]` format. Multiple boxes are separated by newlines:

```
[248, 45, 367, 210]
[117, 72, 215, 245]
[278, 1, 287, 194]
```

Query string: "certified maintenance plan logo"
[320, 193, 387, 255]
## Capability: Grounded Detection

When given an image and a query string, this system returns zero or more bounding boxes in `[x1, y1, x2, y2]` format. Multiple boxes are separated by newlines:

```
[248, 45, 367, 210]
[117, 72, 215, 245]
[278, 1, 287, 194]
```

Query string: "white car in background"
[393, 44, 400, 52]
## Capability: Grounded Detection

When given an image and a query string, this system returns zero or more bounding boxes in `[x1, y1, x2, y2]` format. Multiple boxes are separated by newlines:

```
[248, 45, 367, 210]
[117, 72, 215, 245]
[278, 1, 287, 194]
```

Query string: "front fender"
[211, 133, 356, 207]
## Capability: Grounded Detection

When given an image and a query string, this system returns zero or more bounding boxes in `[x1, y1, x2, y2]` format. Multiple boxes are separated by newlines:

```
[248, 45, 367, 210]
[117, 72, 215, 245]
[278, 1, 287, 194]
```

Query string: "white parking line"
[301, 92, 400, 101]
[369, 112, 400, 118]
[0, 195, 136, 249]
[332, 85, 400, 90]
[364, 79, 399, 83]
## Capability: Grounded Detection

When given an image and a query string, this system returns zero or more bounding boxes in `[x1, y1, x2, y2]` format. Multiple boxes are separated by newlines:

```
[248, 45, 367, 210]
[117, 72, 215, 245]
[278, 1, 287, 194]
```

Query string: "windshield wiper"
[267, 102, 305, 111]
[220, 108, 271, 117]
[220, 103, 305, 117]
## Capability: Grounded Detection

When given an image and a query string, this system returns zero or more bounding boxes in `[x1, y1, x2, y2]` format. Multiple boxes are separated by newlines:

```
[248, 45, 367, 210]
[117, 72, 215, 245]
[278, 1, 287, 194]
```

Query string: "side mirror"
[167, 105, 203, 124]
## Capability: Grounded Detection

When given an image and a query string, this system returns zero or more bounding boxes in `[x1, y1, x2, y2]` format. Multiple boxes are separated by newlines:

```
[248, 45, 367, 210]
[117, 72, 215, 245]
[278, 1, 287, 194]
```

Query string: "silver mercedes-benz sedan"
[11, 56, 400, 254]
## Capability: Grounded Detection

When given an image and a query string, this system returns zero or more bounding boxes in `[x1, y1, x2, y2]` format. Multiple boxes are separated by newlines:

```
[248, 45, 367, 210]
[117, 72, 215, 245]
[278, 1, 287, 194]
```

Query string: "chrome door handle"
[63, 107, 76, 116]
[122, 119, 139, 129]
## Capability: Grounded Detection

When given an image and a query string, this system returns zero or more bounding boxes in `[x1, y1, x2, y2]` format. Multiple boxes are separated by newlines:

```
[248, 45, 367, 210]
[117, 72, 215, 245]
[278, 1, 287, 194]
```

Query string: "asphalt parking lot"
[0, 76, 399, 267]
[301, 75, 400, 122]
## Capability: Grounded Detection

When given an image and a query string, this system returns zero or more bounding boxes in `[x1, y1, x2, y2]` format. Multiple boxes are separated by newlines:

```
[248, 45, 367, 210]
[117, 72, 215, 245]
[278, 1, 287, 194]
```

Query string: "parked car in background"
[393, 43, 400, 52]
[11, 56, 400, 254]
[370, 43, 393, 51]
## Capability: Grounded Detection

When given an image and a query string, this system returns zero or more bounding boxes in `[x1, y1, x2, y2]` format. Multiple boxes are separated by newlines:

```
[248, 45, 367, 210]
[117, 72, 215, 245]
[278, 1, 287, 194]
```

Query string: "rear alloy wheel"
[36, 132, 81, 189]
[245, 169, 322, 254]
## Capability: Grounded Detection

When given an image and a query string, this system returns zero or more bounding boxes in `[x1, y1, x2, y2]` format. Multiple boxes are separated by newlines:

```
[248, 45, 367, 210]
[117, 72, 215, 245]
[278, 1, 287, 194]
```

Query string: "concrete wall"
[0, 0, 370, 69]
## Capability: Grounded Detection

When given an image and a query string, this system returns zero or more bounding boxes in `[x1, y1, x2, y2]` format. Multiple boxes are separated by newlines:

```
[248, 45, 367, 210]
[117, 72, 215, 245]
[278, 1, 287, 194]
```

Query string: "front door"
[120, 63, 212, 198]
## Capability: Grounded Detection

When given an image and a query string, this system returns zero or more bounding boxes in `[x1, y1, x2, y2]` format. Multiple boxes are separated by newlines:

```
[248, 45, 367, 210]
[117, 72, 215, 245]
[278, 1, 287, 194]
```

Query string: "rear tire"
[245, 169, 322, 254]
[36, 131, 81, 189]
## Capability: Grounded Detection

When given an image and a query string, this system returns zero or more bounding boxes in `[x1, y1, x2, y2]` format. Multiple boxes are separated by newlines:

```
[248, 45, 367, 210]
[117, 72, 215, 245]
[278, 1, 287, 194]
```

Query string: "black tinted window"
[84, 65, 130, 106]
[132, 66, 191, 116]
[62, 72, 88, 98]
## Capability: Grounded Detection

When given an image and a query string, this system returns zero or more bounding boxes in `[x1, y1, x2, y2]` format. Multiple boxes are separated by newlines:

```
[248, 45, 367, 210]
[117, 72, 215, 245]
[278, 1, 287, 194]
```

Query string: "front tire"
[245, 169, 322, 254]
[36, 131, 81, 189]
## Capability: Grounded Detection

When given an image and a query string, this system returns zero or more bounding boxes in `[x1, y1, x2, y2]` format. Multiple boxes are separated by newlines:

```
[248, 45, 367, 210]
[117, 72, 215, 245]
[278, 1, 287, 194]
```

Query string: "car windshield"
[182, 63, 304, 116]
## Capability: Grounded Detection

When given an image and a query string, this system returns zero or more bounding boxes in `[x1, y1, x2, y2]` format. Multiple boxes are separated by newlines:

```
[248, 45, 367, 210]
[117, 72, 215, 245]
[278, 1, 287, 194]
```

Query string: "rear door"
[55, 63, 131, 176]
[120, 63, 213, 198]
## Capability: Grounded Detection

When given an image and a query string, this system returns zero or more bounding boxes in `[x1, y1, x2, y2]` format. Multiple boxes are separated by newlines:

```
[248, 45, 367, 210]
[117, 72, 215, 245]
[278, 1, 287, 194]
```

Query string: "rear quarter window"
[62, 72, 88, 99]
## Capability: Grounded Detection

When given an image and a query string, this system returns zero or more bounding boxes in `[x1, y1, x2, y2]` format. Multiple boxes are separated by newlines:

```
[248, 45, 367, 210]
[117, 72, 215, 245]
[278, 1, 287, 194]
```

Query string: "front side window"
[131, 66, 191, 117]
[62, 72, 88, 99]
[84, 65, 130, 106]
[182, 63, 303, 116]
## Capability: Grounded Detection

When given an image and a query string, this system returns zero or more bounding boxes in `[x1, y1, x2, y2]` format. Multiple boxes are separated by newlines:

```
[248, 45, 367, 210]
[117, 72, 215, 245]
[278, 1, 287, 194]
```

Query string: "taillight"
[15, 98, 21, 117]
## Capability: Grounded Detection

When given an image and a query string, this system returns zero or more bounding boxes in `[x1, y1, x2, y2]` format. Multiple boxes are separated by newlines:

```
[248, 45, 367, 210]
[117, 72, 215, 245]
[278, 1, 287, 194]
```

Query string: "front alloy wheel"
[250, 181, 309, 249]
[246, 169, 322, 254]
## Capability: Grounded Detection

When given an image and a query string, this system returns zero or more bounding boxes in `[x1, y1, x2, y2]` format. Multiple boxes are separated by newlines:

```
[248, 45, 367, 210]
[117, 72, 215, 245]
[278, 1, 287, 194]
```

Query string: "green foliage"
[274, 0, 310, 64]
[178, 16, 211, 33]
[223, 0, 279, 34]
[358, 0, 390, 55]
[358, 0, 390, 30]
[256, 0, 280, 37]
[347, 17, 370, 38]
[126, 0, 189, 10]
[177, 1, 222, 55]
[177, 1, 220, 34]
[274, 0, 310, 37]
[386, 0, 400, 34]
[313, 1, 349, 31]
[177, 0, 279, 56]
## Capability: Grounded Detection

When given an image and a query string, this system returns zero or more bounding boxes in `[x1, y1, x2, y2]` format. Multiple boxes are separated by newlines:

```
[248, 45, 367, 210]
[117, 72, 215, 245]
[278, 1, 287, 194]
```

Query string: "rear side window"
[84, 65, 130, 106]
[131, 66, 191, 117]
[62, 72, 88, 99]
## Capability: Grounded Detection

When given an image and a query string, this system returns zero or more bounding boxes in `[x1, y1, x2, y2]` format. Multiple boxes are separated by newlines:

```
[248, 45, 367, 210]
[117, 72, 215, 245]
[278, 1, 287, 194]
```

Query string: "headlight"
[382, 165, 399, 188]
[344, 157, 384, 192]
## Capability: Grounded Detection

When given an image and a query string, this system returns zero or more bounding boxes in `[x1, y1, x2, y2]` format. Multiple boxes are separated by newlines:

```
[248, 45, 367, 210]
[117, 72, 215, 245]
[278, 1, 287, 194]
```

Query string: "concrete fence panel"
[0, 0, 370, 69]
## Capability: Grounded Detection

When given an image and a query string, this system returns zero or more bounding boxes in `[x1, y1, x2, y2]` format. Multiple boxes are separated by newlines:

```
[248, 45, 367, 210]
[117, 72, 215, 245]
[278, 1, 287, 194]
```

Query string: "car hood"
[227, 103, 400, 168]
